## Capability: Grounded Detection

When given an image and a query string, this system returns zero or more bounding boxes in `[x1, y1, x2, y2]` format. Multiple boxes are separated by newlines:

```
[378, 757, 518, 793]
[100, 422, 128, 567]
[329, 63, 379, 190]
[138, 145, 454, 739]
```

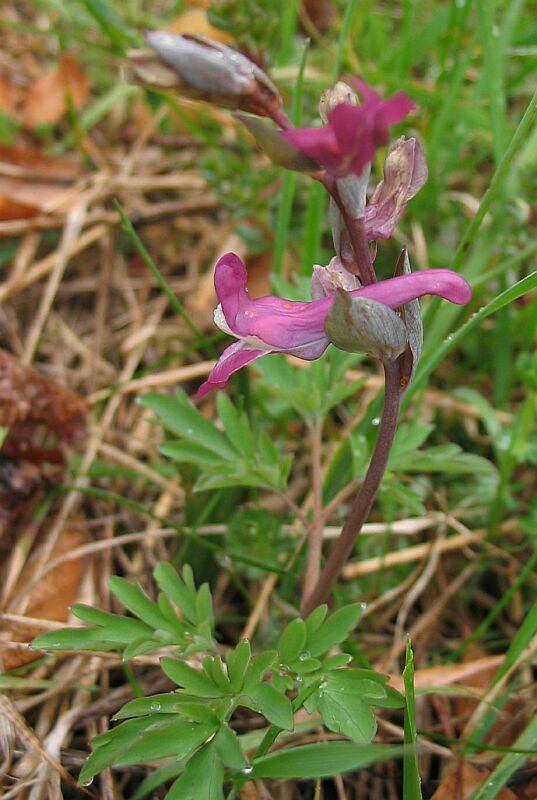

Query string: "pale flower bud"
[319, 81, 357, 123]
[129, 31, 282, 118]
[310, 256, 361, 300]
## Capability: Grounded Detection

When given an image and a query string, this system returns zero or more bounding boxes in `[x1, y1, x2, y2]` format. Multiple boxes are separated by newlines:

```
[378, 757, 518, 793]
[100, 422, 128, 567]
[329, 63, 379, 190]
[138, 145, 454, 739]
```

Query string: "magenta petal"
[284, 80, 417, 179]
[196, 341, 267, 398]
[283, 125, 341, 172]
[356, 270, 472, 307]
[379, 92, 416, 125]
[214, 252, 249, 329]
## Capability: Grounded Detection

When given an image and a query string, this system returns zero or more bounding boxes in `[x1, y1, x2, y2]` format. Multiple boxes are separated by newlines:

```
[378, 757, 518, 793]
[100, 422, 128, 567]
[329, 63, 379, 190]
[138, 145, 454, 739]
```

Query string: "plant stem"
[302, 417, 324, 604]
[300, 360, 402, 616]
[335, 202, 377, 286]
[320, 174, 377, 286]
[270, 106, 293, 130]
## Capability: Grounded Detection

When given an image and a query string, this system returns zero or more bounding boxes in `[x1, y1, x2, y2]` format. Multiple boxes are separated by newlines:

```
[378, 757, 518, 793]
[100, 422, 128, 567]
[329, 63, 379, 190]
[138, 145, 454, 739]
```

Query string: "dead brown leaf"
[166, 9, 233, 42]
[0, 75, 22, 116]
[390, 655, 504, 693]
[431, 761, 517, 799]
[0, 144, 81, 220]
[0, 521, 87, 670]
[0, 349, 87, 442]
[21, 53, 90, 129]
[454, 644, 498, 729]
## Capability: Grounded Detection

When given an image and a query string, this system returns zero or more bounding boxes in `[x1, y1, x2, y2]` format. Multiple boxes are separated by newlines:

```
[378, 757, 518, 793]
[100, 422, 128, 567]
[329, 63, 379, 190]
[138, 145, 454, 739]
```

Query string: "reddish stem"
[300, 360, 402, 616]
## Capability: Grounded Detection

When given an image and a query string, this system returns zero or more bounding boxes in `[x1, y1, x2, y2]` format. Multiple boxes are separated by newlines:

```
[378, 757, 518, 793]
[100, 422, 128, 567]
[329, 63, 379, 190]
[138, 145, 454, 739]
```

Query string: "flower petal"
[358, 270, 472, 307]
[283, 80, 416, 179]
[196, 341, 267, 398]
[365, 137, 428, 239]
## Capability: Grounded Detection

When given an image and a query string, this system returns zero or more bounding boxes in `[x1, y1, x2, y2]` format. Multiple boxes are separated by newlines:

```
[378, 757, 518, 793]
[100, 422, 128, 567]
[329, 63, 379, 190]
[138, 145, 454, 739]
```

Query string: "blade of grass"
[476, 0, 507, 166]
[469, 713, 537, 800]
[276, 0, 299, 66]
[404, 271, 537, 408]
[402, 639, 422, 800]
[463, 598, 537, 751]
[450, 87, 537, 275]
[476, 0, 511, 406]
[450, 551, 537, 662]
[79, 0, 139, 51]
[423, 85, 537, 351]
[333, 0, 358, 80]
[114, 201, 204, 343]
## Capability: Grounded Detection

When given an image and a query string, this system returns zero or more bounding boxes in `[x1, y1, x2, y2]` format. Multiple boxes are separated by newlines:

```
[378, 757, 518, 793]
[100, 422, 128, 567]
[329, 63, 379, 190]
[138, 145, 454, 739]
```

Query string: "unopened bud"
[319, 81, 357, 123]
[129, 31, 282, 117]
[235, 113, 318, 172]
[311, 257, 361, 300]
[324, 291, 408, 360]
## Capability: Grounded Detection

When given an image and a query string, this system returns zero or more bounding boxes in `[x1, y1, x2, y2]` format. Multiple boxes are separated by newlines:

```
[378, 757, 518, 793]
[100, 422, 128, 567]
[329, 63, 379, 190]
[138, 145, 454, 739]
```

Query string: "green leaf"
[153, 563, 197, 625]
[251, 742, 401, 779]
[306, 604, 365, 657]
[304, 604, 328, 635]
[226, 640, 251, 692]
[242, 683, 293, 730]
[319, 690, 377, 744]
[108, 577, 170, 631]
[202, 656, 231, 694]
[322, 653, 352, 671]
[195, 584, 214, 630]
[32, 627, 125, 652]
[214, 725, 247, 770]
[324, 670, 388, 700]
[287, 657, 322, 674]
[114, 693, 187, 719]
[161, 442, 228, 468]
[140, 392, 236, 461]
[130, 759, 184, 800]
[123, 636, 163, 660]
[79, 716, 163, 785]
[216, 393, 254, 457]
[243, 651, 277, 689]
[161, 658, 223, 698]
[167, 742, 224, 800]
[278, 619, 307, 665]
[116, 720, 216, 767]
[392, 445, 495, 476]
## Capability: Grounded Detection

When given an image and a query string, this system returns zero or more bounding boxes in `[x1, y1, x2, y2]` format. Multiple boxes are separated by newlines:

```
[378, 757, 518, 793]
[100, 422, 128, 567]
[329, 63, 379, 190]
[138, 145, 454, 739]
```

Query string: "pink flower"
[196, 254, 471, 398]
[283, 80, 415, 179]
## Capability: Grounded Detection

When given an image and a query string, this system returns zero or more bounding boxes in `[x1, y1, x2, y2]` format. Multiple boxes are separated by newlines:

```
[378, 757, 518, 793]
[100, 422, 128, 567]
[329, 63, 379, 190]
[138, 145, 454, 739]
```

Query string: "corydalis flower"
[284, 80, 415, 179]
[196, 253, 471, 398]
